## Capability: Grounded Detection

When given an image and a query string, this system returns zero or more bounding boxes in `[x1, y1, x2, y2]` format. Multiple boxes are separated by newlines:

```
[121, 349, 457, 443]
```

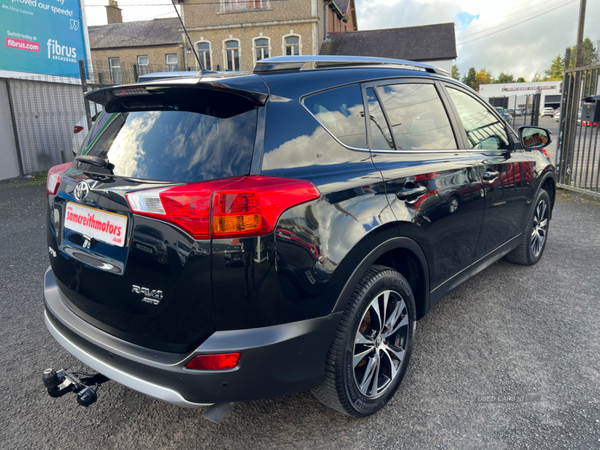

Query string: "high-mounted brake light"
[126, 176, 320, 239]
[74, 125, 84, 134]
[46, 162, 72, 196]
[185, 353, 240, 370]
[112, 88, 150, 97]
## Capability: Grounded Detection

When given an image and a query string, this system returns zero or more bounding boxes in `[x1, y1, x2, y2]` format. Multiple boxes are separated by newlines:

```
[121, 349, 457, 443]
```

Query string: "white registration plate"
[65, 202, 128, 247]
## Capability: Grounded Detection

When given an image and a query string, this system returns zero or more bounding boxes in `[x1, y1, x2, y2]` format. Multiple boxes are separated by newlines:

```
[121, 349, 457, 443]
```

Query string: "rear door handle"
[397, 186, 427, 199]
[482, 171, 499, 181]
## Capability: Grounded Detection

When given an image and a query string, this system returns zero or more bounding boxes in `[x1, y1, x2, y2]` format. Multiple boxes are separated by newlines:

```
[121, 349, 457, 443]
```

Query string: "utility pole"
[574, 0, 586, 67]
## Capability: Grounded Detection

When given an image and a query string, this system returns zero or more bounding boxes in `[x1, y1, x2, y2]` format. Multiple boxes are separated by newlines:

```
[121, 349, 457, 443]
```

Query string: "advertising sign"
[0, 0, 88, 79]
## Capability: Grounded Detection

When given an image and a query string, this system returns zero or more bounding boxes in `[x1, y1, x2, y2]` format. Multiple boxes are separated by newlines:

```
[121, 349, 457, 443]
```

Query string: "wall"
[8, 79, 84, 174]
[0, 79, 20, 180]
[90, 44, 185, 84]
[426, 59, 452, 74]
[187, 23, 314, 72]
[183, 0, 313, 29]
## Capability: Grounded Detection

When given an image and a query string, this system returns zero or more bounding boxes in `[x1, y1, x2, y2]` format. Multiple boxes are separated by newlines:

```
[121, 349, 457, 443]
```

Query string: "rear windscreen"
[77, 89, 258, 183]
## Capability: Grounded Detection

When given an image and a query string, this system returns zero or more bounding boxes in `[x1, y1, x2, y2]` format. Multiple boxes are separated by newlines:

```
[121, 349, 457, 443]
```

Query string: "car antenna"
[171, 0, 204, 73]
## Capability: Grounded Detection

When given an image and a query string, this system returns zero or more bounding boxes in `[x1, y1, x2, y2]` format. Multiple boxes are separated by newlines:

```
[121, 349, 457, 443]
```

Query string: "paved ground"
[1, 179, 599, 449]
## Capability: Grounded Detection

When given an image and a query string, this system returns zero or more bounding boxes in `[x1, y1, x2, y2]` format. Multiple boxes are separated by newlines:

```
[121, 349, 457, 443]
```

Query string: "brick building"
[89, 15, 184, 85]
[181, 0, 357, 72]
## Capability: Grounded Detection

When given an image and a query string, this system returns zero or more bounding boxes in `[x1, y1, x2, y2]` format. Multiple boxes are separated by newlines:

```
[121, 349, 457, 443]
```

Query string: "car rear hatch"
[47, 76, 268, 353]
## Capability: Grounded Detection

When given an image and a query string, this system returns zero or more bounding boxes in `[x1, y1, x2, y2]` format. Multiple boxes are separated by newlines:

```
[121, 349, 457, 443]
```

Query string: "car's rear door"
[364, 78, 486, 302]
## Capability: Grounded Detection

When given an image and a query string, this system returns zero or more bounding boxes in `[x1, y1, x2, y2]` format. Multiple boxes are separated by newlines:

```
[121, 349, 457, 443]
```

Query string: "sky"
[84, 0, 600, 81]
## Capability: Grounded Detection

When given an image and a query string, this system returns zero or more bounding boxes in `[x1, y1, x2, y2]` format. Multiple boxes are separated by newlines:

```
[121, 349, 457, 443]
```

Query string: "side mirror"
[519, 126, 552, 149]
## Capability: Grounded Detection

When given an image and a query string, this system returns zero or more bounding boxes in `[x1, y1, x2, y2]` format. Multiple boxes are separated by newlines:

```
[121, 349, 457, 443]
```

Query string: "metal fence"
[556, 45, 600, 195]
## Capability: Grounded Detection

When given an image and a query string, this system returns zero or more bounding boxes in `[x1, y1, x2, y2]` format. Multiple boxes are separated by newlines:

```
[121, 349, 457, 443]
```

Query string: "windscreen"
[77, 88, 258, 183]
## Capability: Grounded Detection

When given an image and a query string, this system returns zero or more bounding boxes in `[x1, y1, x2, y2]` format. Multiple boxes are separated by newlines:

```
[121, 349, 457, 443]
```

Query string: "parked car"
[71, 107, 101, 154]
[540, 107, 555, 118]
[514, 109, 523, 116]
[494, 106, 513, 125]
[555, 110, 561, 122]
[44, 55, 556, 419]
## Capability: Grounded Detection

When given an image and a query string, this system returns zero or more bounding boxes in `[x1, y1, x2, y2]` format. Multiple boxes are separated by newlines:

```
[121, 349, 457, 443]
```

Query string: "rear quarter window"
[303, 84, 367, 149]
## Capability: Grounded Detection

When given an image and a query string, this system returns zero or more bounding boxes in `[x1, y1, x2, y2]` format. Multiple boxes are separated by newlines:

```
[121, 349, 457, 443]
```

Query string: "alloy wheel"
[352, 290, 409, 398]
[530, 199, 548, 258]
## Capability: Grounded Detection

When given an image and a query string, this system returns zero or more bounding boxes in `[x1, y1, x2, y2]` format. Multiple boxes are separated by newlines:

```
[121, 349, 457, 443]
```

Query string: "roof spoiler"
[253, 55, 450, 77]
[85, 75, 269, 107]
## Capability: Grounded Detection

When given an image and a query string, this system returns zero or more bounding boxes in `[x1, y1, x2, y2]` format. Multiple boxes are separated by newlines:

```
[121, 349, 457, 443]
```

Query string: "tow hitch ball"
[42, 368, 109, 407]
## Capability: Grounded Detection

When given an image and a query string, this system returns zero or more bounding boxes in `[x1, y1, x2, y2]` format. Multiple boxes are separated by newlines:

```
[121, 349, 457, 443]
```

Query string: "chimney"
[106, 0, 122, 24]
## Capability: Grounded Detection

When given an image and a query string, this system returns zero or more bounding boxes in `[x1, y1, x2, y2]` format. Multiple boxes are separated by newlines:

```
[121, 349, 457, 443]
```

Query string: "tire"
[448, 195, 460, 214]
[505, 189, 551, 265]
[312, 265, 416, 417]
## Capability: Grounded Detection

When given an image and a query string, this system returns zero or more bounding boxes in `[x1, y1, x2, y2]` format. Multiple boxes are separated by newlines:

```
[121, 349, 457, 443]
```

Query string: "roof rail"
[253, 55, 450, 77]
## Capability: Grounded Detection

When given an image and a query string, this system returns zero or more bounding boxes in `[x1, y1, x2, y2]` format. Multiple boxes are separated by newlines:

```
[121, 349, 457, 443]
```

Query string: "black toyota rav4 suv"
[44, 56, 555, 417]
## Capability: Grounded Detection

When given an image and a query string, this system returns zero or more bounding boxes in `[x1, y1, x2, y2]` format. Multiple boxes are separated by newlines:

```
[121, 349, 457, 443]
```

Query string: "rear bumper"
[44, 267, 341, 406]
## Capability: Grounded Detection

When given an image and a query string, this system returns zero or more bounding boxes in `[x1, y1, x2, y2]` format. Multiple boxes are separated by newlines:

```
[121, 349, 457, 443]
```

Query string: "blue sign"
[1, 0, 87, 79]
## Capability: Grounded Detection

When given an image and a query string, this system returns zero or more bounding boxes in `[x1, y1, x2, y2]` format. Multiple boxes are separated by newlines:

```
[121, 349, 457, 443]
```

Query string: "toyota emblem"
[74, 181, 90, 202]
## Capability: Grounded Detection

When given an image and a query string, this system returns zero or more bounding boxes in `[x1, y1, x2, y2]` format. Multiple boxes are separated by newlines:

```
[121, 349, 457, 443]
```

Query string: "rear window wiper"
[76, 155, 115, 171]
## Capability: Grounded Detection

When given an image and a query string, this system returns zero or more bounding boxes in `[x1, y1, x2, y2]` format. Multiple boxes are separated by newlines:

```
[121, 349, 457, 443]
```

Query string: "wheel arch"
[537, 170, 556, 219]
[333, 235, 430, 320]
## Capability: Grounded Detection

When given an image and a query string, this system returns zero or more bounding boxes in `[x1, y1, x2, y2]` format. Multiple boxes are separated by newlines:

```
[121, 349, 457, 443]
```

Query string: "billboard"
[1, 0, 88, 80]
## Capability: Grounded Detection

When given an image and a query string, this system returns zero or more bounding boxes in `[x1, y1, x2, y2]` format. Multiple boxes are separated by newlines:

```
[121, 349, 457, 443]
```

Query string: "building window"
[284, 35, 300, 55]
[197, 42, 211, 70]
[137, 56, 149, 76]
[222, 0, 268, 12]
[255, 38, 269, 62]
[225, 40, 240, 71]
[109, 57, 121, 84]
[166, 53, 178, 71]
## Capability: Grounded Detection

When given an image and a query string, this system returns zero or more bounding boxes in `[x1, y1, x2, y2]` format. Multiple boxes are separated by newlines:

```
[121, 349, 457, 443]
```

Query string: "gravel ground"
[0, 180, 599, 450]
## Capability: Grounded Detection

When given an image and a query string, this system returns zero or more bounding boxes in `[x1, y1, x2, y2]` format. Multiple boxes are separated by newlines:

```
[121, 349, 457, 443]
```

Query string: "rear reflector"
[126, 176, 320, 239]
[185, 353, 240, 370]
[47, 162, 72, 196]
[74, 125, 84, 134]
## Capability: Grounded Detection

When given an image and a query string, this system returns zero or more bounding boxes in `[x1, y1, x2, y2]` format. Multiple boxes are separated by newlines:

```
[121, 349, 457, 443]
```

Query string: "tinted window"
[303, 84, 367, 148]
[78, 89, 257, 183]
[375, 83, 457, 150]
[366, 88, 394, 150]
[447, 87, 510, 150]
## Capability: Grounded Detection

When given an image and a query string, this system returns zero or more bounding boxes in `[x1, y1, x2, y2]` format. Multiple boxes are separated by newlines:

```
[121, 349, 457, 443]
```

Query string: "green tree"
[544, 54, 564, 80]
[531, 71, 542, 82]
[452, 64, 460, 81]
[462, 67, 477, 90]
[570, 38, 600, 67]
[517, 77, 526, 82]
[497, 72, 515, 83]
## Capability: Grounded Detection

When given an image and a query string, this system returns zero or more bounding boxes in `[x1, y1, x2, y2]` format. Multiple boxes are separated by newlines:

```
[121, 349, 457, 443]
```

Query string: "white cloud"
[356, 0, 600, 81]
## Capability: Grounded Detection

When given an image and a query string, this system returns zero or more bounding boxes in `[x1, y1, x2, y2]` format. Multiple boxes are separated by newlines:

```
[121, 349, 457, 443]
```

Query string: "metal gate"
[557, 59, 600, 195]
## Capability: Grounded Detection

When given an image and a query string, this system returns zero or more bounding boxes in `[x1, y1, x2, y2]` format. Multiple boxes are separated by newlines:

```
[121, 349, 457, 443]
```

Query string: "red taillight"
[414, 172, 437, 182]
[414, 189, 439, 210]
[73, 125, 84, 134]
[185, 353, 240, 370]
[46, 162, 72, 196]
[126, 176, 320, 239]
